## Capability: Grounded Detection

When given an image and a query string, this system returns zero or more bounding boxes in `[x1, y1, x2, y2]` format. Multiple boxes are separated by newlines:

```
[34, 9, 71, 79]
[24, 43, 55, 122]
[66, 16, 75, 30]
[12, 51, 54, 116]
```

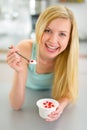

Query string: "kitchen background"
[0, 0, 87, 62]
[0, 2, 87, 130]
[0, 0, 87, 50]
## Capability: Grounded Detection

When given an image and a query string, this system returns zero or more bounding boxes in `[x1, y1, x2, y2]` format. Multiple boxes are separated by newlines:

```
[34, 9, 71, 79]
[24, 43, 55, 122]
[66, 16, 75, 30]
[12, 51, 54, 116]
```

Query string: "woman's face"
[40, 18, 71, 60]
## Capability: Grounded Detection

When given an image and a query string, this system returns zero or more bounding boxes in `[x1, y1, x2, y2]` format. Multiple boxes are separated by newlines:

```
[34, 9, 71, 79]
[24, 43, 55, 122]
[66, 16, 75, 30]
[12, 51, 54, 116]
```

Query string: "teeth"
[47, 45, 58, 50]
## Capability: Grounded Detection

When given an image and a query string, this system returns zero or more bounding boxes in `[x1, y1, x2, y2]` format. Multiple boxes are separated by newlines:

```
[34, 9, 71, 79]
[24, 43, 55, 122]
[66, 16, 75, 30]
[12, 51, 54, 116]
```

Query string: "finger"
[9, 45, 17, 50]
[47, 109, 63, 120]
[48, 113, 59, 119]
[7, 50, 16, 58]
[7, 51, 21, 60]
[9, 45, 14, 49]
[8, 46, 19, 56]
[7, 54, 21, 66]
[9, 60, 22, 69]
[47, 110, 62, 121]
[46, 115, 60, 122]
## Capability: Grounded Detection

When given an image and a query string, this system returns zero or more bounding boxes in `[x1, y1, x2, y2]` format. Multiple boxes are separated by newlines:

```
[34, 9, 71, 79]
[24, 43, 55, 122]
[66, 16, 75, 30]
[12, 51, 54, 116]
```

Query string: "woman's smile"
[45, 43, 60, 53]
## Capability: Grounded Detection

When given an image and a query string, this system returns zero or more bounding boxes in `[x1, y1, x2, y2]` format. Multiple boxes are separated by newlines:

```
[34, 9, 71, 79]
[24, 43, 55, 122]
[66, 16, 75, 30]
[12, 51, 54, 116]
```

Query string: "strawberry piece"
[30, 60, 33, 62]
[44, 106, 48, 108]
[43, 103, 46, 105]
[43, 100, 55, 108]
[52, 104, 55, 107]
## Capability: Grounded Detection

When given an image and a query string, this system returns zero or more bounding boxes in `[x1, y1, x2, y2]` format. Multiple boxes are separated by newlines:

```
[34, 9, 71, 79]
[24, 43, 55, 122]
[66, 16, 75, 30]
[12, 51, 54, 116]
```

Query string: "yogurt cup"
[36, 98, 59, 119]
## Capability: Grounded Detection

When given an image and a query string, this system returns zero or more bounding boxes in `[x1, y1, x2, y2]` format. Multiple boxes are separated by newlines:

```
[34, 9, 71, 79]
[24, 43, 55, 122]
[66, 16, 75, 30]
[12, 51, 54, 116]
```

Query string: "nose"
[49, 33, 58, 44]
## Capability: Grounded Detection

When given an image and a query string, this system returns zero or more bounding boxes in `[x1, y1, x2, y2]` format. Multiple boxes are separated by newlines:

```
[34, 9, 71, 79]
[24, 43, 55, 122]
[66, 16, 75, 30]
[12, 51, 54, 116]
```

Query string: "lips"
[45, 43, 59, 52]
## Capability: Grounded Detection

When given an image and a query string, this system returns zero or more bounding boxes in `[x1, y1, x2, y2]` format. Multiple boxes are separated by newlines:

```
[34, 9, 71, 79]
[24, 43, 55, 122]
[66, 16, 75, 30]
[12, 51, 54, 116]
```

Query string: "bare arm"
[7, 40, 32, 110]
[58, 97, 70, 110]
[9, 65, 28, 110]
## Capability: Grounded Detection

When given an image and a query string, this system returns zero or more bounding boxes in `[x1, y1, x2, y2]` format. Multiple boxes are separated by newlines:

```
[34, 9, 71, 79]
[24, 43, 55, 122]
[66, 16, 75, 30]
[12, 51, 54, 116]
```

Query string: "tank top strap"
[31, 42, 37, 60]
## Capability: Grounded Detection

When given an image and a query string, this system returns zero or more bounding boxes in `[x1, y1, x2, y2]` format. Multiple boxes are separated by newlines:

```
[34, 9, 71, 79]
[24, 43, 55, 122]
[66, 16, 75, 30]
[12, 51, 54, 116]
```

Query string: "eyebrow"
[46, 26, 69, 34]
[59, 31, 69, 34]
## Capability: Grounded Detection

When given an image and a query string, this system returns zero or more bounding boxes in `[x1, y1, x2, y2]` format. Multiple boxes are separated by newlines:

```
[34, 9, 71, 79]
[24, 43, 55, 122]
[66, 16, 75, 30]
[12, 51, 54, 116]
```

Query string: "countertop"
[0, 80, 87, 130]
[0, 56, 87, 130]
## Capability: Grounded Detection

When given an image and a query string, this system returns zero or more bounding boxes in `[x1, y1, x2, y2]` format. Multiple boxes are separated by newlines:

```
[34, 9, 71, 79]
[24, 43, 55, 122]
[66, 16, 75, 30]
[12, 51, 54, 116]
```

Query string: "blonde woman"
[7, 5, 79, 121]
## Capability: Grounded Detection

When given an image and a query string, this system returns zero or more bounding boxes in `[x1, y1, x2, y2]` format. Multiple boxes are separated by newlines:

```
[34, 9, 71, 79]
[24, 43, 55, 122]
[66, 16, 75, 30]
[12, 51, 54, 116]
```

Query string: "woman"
[7, 5, 79, 121]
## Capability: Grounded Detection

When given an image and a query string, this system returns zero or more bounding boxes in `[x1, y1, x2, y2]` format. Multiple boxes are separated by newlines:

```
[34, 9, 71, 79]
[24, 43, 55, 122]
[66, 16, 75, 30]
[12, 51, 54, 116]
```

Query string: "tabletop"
[0, 79, 87, 130]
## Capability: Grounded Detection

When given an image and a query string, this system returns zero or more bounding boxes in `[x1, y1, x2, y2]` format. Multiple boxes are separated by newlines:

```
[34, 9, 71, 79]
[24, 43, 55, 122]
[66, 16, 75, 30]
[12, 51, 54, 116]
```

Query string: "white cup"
[36, 98, 59, 119]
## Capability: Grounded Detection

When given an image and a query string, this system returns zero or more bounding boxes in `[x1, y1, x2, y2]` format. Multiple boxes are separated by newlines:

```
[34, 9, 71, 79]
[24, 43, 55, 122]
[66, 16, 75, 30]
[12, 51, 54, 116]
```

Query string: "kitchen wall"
[55, 1, 87, 41]
[0, 0, 87, 50]
[40, 0, 87, 41]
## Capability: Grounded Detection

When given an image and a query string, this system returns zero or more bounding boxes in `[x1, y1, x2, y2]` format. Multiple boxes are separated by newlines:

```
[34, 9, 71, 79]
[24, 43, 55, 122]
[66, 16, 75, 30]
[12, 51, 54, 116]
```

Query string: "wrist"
[58, 97, 70, 110]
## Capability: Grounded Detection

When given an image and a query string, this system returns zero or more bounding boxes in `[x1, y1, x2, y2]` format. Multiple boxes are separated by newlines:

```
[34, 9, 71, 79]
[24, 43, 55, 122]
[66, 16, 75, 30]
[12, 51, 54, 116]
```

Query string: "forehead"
[47, 18, 71, 32]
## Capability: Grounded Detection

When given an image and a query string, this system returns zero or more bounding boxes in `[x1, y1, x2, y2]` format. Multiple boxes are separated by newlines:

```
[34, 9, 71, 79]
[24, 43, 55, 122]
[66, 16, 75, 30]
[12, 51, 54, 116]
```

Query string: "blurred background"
[0, 0, 87, 85]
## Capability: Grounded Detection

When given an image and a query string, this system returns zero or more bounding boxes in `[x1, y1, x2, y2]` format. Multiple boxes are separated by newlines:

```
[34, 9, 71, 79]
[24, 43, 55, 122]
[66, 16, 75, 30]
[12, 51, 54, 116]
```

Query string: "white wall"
[63, 2, 87, 40]
[49, 0, 87, 40]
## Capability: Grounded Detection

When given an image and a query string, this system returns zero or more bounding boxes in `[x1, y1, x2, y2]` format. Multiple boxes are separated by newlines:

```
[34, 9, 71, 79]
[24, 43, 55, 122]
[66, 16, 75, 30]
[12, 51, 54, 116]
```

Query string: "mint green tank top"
[26, 43, 54, 90]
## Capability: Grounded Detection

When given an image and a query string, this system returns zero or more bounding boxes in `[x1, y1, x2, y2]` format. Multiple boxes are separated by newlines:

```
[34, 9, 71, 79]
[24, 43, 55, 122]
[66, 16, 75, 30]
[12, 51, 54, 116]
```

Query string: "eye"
[44, 28, 52, 33]
[60, 33, 66, 37]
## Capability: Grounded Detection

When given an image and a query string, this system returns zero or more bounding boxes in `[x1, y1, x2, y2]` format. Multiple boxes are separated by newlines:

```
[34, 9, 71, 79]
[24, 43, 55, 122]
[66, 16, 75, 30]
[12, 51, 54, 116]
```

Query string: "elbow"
[11, 104, 22, 111]
[9, 93, 24, 110]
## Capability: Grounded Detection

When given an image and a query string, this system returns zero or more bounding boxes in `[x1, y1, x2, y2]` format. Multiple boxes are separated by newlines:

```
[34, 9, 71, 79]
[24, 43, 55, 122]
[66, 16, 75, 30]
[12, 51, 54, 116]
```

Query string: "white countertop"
[0, 81, 87, 130]
[0, 53, 87, 130]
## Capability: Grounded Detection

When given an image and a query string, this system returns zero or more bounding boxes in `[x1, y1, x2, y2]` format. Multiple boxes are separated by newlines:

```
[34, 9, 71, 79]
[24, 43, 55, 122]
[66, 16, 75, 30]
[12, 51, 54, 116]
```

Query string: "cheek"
[42, 33, 49, 41]
[41, 35, 45, 42]
[65, 42, 69, 48]
[61, 41, 69, 51]
[41, 37, 45, 43]
[63, 37, 69, 47]
[40, 36, 46, 49]
[41, 35, 47, 45]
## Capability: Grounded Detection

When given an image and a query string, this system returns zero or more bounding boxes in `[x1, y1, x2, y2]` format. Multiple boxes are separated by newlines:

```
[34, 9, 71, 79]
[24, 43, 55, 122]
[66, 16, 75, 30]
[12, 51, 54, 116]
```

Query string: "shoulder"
[16, 39, 34, 59]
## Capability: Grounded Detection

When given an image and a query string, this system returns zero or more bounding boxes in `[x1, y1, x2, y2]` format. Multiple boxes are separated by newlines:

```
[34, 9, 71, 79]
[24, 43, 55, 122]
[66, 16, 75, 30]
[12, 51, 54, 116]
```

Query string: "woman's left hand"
[45, 104, 64, 122]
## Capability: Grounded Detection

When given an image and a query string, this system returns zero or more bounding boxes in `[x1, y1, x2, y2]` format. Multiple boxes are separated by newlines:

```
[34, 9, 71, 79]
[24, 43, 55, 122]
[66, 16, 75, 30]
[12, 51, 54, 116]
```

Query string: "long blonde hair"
[35, 5, 79, 102]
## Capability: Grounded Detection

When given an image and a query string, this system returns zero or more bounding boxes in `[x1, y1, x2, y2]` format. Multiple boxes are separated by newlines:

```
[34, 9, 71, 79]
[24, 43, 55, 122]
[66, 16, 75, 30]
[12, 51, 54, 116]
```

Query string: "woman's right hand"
[7, 45, 24, 72]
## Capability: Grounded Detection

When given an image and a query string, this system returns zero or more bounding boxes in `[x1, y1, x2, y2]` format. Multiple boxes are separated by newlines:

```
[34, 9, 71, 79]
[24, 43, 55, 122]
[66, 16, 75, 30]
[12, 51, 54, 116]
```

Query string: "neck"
[37, 55, 55, 65]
